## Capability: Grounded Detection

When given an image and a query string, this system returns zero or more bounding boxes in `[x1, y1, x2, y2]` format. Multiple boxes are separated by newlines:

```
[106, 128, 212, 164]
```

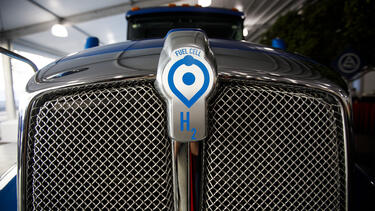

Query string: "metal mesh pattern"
[204, 80, 346, 210]
[26, 80, 173, 210]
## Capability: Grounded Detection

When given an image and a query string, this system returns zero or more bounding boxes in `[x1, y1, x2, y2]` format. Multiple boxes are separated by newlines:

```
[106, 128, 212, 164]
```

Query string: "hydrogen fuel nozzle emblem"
[156, 29, 216, 142]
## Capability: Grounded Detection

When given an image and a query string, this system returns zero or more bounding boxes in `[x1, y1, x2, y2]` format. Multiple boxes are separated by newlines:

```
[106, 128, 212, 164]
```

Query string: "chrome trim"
[155, 29, 217, 142]
[44, 67, 89, 80]
[172, 140, 203, 211]
[341, 91, 352, 211]
[172, 141, 188, 211]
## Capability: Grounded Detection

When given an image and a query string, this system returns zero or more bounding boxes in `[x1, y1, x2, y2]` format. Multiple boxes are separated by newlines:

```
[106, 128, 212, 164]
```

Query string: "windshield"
[127, 12, 243, 40]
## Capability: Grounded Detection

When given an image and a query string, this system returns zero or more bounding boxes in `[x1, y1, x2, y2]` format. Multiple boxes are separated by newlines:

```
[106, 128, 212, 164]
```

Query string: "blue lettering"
[180, 112, 190, 131]
[189, 48, 201, 57]
[191, 128, 197, 140]
[176, 48, 202, 57]
[175, 48, 189, 57]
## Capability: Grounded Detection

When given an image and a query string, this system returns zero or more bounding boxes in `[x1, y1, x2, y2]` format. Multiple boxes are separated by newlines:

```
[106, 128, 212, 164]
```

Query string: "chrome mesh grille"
[24, 78, 347, 210]
[204, 80, 346, 210]
[26, 80, 173, 210]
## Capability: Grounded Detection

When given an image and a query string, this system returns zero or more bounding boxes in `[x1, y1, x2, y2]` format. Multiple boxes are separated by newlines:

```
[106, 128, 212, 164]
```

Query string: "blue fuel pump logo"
[168, 55, 210, 108]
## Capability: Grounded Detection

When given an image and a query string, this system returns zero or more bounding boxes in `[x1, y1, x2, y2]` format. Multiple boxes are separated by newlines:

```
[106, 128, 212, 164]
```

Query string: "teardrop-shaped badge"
[168, 55, 210, 108]
[156, 29, 216, 142]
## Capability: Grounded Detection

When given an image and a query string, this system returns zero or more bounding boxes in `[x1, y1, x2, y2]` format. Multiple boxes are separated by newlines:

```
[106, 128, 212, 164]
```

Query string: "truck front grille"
[26, 80, 173, 210]
[204, 80, 346, 210]
[24, 78, 346, 210]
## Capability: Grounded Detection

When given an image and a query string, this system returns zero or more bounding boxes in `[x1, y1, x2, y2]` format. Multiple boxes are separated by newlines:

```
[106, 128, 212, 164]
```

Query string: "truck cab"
[126, 6, 244, 41]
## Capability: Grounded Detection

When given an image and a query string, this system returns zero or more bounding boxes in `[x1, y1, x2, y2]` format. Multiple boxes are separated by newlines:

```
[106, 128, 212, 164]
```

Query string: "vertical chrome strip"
[340, 97, 352, 211]
[172, 140, 203, 211]
[172, 141, 189, 211]
[17, 92, 33, 211]
[190, 141, 203, 211]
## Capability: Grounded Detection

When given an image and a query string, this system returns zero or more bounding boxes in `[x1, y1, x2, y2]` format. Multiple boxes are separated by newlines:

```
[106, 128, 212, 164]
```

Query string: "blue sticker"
[168, 55, 210, 108]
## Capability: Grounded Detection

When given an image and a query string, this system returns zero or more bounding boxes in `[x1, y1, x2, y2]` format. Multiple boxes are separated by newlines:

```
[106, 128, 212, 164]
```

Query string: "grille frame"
[18, 76, 351, 211]
[202, 78, 349, 210]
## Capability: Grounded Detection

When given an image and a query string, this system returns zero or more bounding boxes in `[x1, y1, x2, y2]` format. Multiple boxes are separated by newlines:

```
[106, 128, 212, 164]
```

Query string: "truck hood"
[29, 38, 347, 95]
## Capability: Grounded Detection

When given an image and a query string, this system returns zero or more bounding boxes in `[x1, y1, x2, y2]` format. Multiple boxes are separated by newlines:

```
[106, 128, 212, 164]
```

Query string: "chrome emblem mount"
[156, 29, 216, 142]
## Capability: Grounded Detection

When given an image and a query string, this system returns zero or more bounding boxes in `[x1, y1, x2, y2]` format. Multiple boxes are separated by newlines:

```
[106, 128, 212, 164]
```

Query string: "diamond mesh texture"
[26, 80, 173, 210]
[204, 80, 346, 210]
